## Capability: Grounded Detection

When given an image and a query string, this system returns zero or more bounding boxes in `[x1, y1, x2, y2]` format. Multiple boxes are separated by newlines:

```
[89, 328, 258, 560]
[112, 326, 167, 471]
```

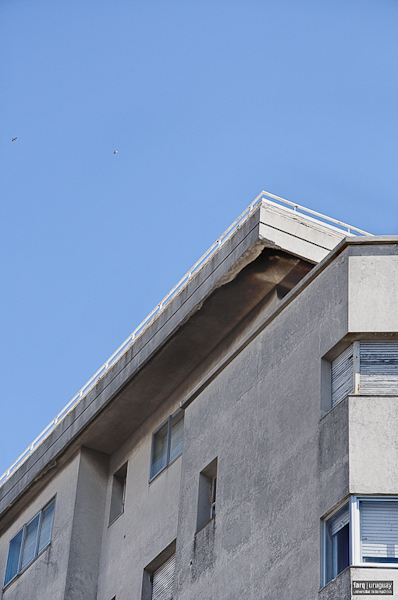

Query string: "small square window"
[150, 411, 184, 480]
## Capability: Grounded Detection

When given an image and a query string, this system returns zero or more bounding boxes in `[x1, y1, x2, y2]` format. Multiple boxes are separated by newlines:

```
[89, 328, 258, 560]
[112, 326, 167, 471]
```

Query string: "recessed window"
[323, 496, 398, 586]
[151, 554, 175, 600]
[150, 410, 184, 480]
[109, 463, 127, 524]
[142, 542, 176, 600]
[331, 340, 398, 407]
[196, 458, 217, 531]
[4, 498, 55, 588]
[325, 504, 350, 582]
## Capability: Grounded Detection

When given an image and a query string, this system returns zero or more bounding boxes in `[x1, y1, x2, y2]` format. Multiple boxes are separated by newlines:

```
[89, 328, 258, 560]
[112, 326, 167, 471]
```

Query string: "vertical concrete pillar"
[64, 447, 109, 600]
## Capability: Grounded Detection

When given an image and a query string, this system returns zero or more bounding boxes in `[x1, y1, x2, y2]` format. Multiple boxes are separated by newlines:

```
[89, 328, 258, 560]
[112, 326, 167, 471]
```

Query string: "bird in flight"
[12, 137, 17, 142]
[113, 150, 118, 154]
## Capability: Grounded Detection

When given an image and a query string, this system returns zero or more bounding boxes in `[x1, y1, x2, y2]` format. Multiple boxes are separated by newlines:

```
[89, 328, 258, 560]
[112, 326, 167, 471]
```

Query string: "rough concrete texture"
[321, 567, 398, 599]
[2, 228, 398, 600]
[319, 566, 350, 599]
[174, 249, 350, 600]
[349, 396, 398, 495]
[64, 448, 109, 600]
[348, 245, 398, 332]
[95, 393, 182, 600]
[319, 398, 349, 517]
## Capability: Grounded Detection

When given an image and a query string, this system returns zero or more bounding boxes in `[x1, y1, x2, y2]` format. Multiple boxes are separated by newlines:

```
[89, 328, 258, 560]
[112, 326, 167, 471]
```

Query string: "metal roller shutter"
[330, 505, 350, 537]
[360, 341, 398, 395]
[152, 554, 175, 600]
[332, 344, 354, 407]
[360, 500, 398, 561]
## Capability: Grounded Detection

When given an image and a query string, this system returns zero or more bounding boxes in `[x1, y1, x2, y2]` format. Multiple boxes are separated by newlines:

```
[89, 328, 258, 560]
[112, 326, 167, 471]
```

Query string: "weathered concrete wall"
[0, 453, 80, 600]
[96, 394, 182, 600]
[319, 398, 349, 518]
[348, 245, 398, 332]
[321, 567, 398, 599]
[174, 248, 349, 600]
[349, 396, 398, 495]
[64, 448, 109, 600]
[319, 566, 350, 599]
[3, 238, 398, 600]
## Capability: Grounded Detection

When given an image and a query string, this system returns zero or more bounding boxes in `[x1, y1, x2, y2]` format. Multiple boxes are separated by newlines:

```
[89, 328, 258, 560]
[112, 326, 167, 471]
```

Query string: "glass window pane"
[360, 500, 398, 563]
[38, 501, 55, 553]
[4, 529, 23, 586]
[170, 412, 184, 463]
[21, 515, 40, 570]
[326, 505, 350, 582]
[151, 422, 168, 478]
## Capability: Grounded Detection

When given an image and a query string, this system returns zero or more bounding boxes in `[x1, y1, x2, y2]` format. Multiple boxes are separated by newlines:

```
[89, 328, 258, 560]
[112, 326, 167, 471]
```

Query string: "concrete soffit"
[0, 208, 388, 523]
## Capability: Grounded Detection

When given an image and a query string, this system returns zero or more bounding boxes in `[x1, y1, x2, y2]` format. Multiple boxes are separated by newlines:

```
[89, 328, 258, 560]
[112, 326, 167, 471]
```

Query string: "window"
[323, 496, 398, 586]
[4, 498, 55, 587]
[109, 462, 127, 524]
[196, 458, 217, 531]
[325, 504, 350, 582]
[151, 554, 175, 600]
[359, 499, 398, 564]
[142, 543, 176, 600]
[331, 340, 398, 407]
[150, 410, 184, 480]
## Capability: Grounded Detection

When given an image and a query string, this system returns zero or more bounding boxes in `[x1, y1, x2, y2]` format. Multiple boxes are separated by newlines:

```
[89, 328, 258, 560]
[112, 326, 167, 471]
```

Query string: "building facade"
[1, 193, 398, 599]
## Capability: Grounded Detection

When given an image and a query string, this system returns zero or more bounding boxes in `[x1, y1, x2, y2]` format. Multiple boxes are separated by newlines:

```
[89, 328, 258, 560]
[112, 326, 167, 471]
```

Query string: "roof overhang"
[0, 197, 358, 528]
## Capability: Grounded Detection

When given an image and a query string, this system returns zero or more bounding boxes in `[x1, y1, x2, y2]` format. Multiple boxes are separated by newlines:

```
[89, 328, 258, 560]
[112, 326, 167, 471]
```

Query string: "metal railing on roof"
[0, 192, 372, 488]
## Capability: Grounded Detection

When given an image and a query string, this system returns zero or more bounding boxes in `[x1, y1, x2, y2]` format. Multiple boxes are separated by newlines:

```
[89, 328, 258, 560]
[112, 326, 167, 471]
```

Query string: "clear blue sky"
[1, 0, 398, 477]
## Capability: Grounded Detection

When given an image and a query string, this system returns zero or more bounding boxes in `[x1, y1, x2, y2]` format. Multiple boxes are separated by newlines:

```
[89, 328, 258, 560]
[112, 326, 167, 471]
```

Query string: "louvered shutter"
[152, 554, 176, 600]
[20, 514, 40, 570]
[332, 345, 354, 407]
[360, 500, 398, 561]
[38, 501, 55, 553]
[360, 341, 398, 395]
[330, 505, 350, 537]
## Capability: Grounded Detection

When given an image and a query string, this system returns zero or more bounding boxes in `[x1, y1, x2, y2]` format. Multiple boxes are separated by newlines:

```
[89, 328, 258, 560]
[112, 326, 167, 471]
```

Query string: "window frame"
[149, 409, 184, 482]
[196, 458, 218, 532]
[322, 495, 398, 587]
[142, 540, 176, 600]
[109, 462, 128, 525]
[3, 497, 56, 589]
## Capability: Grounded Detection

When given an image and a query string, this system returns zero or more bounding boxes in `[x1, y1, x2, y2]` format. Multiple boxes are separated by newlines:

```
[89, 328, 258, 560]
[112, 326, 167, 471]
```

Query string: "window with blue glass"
[323, 496, 398, 586]
[4, 498, 55, 588]
[150, 410, 184, 480]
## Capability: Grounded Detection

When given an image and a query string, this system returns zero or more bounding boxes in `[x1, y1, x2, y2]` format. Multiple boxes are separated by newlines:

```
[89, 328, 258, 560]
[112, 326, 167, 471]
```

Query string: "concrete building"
[1, 191, 398, 600]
